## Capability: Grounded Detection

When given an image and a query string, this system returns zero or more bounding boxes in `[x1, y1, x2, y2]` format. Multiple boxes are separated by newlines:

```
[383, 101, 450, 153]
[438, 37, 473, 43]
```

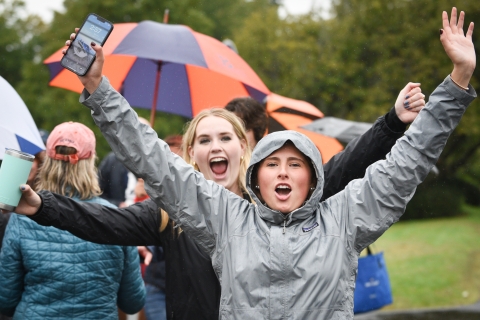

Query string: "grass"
[368, 204, 480, 310]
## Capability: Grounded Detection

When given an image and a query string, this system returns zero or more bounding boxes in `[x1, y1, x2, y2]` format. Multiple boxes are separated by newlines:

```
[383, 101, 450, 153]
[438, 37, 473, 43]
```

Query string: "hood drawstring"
[283, 219, 286, 234]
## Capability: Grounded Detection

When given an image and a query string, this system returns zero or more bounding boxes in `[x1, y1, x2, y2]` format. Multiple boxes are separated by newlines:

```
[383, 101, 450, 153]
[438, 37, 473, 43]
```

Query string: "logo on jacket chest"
[302, 222, 319, 233]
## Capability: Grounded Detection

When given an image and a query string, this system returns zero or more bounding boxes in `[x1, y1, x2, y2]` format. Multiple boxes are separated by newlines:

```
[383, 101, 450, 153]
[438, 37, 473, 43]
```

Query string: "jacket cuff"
[443, 75, 477, 106]
[384, 107, 407, 134]
[374, 113, 403, 139]
[79, 76, 112, 110]
[28, 191, 52, 224]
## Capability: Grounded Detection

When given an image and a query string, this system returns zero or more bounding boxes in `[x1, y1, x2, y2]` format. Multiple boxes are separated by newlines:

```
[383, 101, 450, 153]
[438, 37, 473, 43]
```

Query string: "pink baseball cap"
[46, 121, 95, 164]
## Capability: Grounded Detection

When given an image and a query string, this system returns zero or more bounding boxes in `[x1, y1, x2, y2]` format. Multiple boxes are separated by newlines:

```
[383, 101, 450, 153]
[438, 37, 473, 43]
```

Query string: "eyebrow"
[265, 156, 306, 163]
[196, 132, 233, 139]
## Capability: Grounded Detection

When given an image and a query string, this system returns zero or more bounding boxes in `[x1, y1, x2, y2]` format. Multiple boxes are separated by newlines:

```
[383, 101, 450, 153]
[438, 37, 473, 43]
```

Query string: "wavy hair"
[36, 146, 101, 199]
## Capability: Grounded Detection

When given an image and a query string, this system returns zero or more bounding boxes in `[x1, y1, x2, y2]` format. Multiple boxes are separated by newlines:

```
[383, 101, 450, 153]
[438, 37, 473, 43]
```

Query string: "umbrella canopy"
[302, 117, 373, 144]
[265, 93, 343, 163]
[44, 21, 270, 119]
[0, 76, 45, 160]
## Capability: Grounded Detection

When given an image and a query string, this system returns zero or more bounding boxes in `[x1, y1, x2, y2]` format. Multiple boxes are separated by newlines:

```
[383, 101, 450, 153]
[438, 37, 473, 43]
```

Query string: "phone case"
[60, 13, 114, 76]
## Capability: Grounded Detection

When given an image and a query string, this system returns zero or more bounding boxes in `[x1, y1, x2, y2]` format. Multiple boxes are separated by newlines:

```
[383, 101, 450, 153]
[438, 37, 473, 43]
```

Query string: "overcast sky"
[22, 0, 331, 22]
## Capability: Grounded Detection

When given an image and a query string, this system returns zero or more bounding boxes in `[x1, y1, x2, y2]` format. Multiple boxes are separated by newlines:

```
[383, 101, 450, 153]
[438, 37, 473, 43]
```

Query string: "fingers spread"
[457, 11, 465, 31]
[450, 7, 457, 30]
[467, 22, 474, 38]
[442, 11, 450, 31]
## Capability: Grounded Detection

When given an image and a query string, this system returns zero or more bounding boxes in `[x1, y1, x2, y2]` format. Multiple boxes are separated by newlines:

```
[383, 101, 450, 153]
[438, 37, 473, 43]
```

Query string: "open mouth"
[275, 184, 291, 196]
[210, 157, 228, 175]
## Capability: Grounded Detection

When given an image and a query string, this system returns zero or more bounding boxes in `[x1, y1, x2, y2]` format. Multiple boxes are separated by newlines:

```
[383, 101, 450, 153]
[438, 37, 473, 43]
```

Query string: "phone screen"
[61, 14, 113, 76]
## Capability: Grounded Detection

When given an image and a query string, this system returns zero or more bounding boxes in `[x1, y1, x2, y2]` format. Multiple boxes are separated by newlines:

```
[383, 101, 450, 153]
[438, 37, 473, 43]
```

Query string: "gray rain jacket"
[81, 76, 475, 319]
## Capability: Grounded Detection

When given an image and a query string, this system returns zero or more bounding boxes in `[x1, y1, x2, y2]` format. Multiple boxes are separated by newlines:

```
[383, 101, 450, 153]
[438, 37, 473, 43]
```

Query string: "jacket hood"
[246, 130, 324, 225]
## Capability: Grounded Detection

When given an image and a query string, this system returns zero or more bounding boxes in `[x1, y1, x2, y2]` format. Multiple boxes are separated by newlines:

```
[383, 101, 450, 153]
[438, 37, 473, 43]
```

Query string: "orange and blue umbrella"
[44, 21, 270, 119]
[265, 93, 343, 163]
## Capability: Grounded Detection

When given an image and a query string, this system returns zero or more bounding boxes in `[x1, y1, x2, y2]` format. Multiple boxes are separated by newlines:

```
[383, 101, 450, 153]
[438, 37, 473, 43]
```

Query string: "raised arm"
[322, 83, 425, 200]
[334, 8, 476, 252]
[61, 32, 249, 256]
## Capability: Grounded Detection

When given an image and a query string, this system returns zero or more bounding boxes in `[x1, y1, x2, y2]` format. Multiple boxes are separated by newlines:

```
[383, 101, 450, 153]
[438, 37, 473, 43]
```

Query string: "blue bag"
[353, 247, 393, 314]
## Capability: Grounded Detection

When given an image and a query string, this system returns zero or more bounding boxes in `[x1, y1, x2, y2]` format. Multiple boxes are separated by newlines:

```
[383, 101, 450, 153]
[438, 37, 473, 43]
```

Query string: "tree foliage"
[0, 0, 45, 86]
[234, 0, 480, 217]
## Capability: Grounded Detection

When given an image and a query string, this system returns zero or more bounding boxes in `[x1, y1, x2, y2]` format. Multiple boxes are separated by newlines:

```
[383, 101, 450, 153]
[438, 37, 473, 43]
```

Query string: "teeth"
[210, 158, 226, 163]
[277, 185, 291, 190]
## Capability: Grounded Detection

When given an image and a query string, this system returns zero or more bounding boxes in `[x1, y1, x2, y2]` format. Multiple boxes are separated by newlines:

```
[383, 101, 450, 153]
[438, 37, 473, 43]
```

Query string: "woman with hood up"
[8, 7, 477, 319]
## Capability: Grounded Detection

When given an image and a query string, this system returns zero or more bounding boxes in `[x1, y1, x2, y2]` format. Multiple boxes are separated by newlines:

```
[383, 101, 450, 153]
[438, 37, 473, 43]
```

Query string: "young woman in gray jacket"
[10, 7, 477, 319]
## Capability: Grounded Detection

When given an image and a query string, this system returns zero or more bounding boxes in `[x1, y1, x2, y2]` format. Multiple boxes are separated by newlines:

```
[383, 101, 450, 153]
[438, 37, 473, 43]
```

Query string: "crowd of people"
[0, 7, 476, 320]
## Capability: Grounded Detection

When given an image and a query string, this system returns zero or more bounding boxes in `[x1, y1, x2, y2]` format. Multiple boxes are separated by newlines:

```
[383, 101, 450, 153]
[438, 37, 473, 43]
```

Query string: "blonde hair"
[182, 108, 252, 193]
[36, 146, 101, 200]
[161, 109, 253, 237]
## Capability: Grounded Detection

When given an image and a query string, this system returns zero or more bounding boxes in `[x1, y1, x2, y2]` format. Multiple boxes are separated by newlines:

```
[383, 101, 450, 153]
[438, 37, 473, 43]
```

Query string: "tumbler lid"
[5, 149, 35, 162]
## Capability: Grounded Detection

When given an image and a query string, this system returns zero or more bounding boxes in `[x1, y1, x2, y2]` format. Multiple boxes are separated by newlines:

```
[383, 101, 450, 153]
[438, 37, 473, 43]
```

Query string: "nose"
[277, 164, 288, 179]
[210, 138, 222, 152]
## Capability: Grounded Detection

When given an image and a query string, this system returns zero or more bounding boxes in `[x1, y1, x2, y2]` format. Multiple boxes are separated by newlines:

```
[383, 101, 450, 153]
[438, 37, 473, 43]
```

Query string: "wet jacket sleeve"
[0, 215, 24, 316]
[322, 109, 406, 201]
[117, 246, 146, 314]
[330, 76, 476, 253]
[79, 77, 250, 256]
[29, 191, 162, 246]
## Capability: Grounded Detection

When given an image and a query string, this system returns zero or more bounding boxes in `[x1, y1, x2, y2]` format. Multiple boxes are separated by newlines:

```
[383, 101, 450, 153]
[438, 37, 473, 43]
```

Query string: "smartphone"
[61, 13, 114, 76]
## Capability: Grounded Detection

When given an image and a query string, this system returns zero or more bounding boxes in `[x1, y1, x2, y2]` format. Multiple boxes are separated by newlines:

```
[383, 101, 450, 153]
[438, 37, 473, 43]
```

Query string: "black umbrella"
[302, 117, 372, 144]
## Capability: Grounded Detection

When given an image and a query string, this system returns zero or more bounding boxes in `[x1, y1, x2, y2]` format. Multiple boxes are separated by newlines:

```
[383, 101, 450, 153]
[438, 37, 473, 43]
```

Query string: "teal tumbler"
[0, 149, 35, 211]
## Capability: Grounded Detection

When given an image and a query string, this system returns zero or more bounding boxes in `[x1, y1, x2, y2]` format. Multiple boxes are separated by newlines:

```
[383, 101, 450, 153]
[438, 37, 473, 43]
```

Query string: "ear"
[188, 145, 194, 160]
[240, 138, 247, 156]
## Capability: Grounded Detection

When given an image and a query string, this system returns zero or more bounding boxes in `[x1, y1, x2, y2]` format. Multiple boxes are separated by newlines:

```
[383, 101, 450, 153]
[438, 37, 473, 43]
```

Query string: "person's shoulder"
[99, 151, 116, 164]
[80, 196, 117, 209]
[10, 212, 32, 226]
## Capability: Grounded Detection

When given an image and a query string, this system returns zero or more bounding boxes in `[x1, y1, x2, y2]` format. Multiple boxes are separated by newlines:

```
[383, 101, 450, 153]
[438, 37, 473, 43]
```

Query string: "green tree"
[328, 0, 480, 217]
[235, 0, 480, 217]
[0, 0, 45, 86]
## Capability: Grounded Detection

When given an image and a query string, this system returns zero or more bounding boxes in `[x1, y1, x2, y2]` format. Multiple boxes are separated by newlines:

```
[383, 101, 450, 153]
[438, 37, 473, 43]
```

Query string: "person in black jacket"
[8, 83, 425, 319]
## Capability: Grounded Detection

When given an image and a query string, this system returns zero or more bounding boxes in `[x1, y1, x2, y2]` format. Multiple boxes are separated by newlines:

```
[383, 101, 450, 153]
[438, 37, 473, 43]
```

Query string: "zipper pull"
[283, 220, 286, 234]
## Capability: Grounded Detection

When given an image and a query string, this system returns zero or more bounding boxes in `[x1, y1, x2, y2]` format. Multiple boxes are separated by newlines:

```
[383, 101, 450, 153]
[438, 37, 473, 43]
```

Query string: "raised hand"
[394, 82, 426, 124]
[440, 8, 476, 88]
[63, 28, 105, 94]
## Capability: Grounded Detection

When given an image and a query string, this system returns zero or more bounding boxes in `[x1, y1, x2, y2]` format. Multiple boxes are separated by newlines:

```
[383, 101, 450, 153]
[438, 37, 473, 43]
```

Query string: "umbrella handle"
[163, 9, 169, 24]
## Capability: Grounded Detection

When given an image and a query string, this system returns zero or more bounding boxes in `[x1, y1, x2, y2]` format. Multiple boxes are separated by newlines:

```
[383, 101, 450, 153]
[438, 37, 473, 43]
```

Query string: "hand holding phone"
[61, 13, 113, 76]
